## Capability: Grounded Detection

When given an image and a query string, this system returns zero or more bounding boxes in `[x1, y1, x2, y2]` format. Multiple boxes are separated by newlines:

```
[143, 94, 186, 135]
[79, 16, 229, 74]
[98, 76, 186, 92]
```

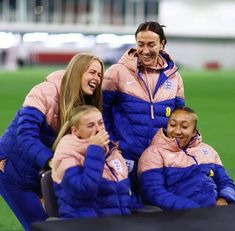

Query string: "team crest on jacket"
[164, 80, 173, 91]
[111, 159, 123, 172]
[201, 148, 209, 155]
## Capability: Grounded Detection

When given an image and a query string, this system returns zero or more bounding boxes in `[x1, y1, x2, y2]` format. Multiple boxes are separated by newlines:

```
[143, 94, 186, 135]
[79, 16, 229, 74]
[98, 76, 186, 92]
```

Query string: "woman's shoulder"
[22, 70, 64, 112]
[197, 142, 219, 156]
[37, 70, 64, 95]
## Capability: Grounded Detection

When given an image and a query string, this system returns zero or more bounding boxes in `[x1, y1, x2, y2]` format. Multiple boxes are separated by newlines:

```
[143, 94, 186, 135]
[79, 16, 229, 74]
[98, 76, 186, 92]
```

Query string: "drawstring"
[177, 132, 199, 164]
[144, 68, 155, 119]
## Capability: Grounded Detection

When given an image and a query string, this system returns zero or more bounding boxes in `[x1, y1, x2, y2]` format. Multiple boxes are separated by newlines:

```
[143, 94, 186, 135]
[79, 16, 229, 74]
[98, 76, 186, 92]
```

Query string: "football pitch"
[0, 66, 235, 230]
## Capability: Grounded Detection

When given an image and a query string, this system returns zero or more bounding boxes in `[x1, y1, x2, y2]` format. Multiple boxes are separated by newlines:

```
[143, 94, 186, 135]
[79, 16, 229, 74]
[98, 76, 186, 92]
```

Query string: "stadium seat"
[41, 170, 59, 218]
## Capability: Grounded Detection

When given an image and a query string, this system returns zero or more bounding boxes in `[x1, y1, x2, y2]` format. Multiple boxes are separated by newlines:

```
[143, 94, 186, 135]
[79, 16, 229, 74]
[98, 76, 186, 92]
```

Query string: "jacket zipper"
[137, 70, 155, 120]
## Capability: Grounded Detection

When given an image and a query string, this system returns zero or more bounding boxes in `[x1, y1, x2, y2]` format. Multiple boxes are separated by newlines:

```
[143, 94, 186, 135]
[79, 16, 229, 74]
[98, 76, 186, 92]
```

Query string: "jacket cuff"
[219, 187, 235, 203]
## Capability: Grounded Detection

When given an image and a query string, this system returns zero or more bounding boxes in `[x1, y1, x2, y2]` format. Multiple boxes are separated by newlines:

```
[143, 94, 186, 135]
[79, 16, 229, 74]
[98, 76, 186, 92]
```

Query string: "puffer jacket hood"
[118, 48, 179, 77]
[118, 48, 138, 73]
[45, 70, 65, 95]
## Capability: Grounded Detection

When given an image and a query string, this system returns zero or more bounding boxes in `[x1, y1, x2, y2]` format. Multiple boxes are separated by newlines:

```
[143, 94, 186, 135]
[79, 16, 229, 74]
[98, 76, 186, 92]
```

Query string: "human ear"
[160, 40, 165, 50]
[71, 126, 80, 137]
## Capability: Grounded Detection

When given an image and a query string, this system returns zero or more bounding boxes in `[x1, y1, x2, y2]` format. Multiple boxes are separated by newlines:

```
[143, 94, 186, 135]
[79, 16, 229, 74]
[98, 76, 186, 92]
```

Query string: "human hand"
[0, 159, 6, 172]
[216, 197, 228, 206]
[89, 129, 110, 149]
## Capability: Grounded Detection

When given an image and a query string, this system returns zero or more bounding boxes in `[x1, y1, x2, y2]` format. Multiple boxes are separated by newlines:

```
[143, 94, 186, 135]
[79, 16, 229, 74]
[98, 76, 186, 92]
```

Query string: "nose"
[174, 126, 182, 135]
[95, 124, 103, 133]
[94, 73, 101, 83]
[142, 45, 150, 54]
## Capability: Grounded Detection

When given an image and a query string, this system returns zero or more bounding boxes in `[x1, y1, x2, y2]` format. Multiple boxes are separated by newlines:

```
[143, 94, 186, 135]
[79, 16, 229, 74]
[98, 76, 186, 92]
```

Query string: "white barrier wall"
[166, 38, 235, 69]
[159, 0, 235, 69]
[159, 0, 235, 38]
[1, 0, 235, 69]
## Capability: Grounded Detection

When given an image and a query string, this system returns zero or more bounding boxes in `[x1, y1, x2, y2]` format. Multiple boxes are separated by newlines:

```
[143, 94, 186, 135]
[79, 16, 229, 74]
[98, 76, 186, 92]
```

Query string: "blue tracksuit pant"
[0, 172, 48, 231]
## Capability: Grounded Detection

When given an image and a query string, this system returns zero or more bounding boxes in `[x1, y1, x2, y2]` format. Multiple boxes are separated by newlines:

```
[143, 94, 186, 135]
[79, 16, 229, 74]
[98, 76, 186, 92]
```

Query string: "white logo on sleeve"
[169, 154, 176, 158]
[126, 80, 135, 85]
[111, 159, 123, 172]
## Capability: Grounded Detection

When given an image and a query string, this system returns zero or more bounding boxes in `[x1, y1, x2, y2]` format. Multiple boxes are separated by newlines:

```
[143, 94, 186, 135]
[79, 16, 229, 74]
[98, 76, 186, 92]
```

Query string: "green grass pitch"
[0, 67, 235, 230]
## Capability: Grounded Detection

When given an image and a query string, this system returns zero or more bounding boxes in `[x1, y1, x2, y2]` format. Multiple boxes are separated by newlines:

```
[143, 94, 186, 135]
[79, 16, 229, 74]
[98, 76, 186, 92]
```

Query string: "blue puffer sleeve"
[214, 164, 235, 203]
[61, 145, 106, 199]
[140, 169, 200, 210]
[102, 90, 118, 142]
[16, 106, 54, 168]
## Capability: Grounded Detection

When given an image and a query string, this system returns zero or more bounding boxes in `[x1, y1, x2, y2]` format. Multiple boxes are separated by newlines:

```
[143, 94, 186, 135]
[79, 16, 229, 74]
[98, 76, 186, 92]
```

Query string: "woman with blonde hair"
[0, 53, 104, 231]
[51, 105, 131, 218]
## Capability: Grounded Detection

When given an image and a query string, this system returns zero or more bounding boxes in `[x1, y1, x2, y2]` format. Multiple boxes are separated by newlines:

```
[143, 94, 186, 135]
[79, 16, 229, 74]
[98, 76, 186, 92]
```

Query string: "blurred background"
[0, 0, 235, 70]
[0, 1, 235, 230]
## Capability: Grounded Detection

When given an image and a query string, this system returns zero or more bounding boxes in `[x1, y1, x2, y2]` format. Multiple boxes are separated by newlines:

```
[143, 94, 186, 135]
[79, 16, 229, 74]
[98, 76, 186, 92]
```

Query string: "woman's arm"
[140, 169, 200, 210]
[214, 164, 235, 204]
[60, 145, 106, 200]
[17, 106, 54, 168]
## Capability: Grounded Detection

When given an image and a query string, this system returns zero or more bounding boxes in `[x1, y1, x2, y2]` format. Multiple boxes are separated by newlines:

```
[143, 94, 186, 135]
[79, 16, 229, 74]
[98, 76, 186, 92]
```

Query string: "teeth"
[88, 82, 96, 88]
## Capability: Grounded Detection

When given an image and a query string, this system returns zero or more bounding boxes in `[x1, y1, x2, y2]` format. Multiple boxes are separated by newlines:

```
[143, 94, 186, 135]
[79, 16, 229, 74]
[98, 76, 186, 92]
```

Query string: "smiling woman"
[81, 60, 102, 96]
[102, 21, 185, 205]
[166, 107, 198, 149]
[0, 53, 104, 231]
[138, 106, 235, 211]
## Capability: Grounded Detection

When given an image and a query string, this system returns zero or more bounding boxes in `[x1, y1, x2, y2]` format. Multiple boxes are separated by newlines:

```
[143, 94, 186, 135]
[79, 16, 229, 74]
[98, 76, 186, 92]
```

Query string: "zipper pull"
[150, 104, 154, 119]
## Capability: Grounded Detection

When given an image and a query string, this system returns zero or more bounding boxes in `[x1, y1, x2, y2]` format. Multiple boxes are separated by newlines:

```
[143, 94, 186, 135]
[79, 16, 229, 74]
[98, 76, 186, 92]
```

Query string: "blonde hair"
[59, 53, 104, 128]
[53, 105, 100, 151]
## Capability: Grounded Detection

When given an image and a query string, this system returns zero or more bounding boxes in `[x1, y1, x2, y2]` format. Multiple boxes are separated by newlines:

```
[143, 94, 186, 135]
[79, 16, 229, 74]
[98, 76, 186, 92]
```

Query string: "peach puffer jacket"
[52, 134, 132, 218]
[138, 128, 235, 210]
